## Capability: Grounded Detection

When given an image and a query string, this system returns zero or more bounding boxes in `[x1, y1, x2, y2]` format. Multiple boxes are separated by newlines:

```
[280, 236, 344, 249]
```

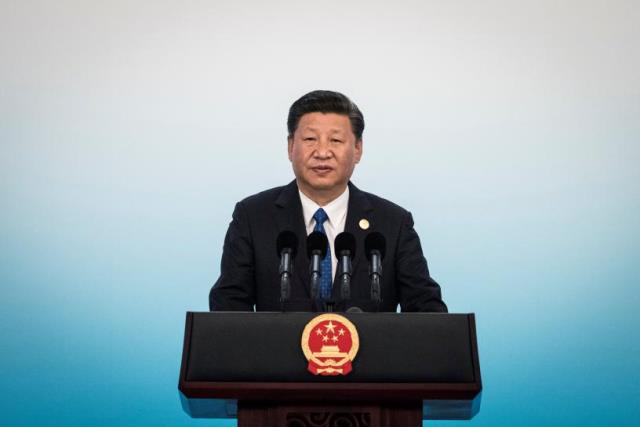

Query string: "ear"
[287, 137, 293, 161]
[354, 139, 363, 163]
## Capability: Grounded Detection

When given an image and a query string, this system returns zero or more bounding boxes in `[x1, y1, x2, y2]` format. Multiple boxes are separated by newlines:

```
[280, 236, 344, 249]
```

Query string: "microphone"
[276, 231, 298, 307]
[335, 232, 356, 301]
[306, 231, 329, 301]
[365, 232, 386, 304]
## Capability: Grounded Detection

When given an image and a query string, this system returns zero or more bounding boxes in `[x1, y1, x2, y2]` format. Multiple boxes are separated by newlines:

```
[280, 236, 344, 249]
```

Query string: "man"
[209, 90, 447, 313]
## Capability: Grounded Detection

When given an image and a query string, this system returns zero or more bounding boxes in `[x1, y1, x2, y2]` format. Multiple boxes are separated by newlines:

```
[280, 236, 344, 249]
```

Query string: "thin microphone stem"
[310, 272, 320, 300]
[370, 250, 382, 307]
[339, 250, 352, 301]
[279, 249, 292, 311]
[280, 272, 291, 311]
[309, 249, 322, 301]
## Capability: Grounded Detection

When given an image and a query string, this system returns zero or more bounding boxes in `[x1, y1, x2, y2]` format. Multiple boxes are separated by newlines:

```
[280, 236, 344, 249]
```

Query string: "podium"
[179, 312, 481, 426]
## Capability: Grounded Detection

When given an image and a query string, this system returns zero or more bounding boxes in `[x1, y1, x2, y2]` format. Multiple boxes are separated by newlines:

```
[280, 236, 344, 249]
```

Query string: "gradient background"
[1, 1, 639, 426]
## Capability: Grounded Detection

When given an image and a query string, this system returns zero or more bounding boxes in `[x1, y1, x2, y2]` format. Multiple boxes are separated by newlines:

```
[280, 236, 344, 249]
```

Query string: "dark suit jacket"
[209, 181, 447, 312]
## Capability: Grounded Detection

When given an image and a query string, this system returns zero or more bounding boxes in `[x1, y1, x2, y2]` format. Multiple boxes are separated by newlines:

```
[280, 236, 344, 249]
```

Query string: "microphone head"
[276, 231, 298, 258]
[365, 232, 386, 261]
[306, 231, 329, 259]
[334, 232, 356, 258]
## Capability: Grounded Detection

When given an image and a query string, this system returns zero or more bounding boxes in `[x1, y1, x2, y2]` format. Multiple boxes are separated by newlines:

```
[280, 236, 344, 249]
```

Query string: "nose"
[313, 138, 332, 159]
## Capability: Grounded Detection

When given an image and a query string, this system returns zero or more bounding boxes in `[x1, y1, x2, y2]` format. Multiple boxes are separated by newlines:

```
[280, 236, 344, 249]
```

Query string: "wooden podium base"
[238, 400, 423, 427]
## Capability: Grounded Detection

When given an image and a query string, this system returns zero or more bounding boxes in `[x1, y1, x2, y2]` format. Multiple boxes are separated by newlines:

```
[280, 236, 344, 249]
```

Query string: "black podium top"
[179, 312, 482, 420]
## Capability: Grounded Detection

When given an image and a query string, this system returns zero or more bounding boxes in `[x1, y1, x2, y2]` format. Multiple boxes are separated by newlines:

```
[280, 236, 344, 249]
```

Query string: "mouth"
[310, 165, 333, 174]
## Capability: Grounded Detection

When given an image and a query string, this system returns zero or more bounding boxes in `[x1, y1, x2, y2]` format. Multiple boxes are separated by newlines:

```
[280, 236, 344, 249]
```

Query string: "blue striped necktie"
[313, 208, 332, 299]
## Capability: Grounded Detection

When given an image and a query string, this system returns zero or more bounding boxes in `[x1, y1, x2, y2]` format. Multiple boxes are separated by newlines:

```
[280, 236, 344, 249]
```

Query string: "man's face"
[288, 112, 363, 200]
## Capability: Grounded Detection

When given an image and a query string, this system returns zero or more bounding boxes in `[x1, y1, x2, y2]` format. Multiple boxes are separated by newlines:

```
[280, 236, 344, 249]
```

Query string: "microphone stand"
[338, 249, 352, 309]
[370, 249, 382, 312]
[279, 248, 293, 312]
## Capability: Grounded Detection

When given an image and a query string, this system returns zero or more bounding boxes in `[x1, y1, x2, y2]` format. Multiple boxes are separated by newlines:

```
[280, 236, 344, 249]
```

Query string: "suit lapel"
[274, 180, 310, 297]
[332, 181, 373, 299]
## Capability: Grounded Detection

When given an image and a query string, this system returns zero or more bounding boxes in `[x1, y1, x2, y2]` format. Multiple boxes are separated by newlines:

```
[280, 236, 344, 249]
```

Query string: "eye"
[303, 137, 316, 142]
[331, 139, 343, 144]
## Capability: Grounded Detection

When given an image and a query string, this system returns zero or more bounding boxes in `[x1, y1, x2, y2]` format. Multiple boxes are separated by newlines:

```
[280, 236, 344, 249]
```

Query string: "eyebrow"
[302, 127, 345, 134]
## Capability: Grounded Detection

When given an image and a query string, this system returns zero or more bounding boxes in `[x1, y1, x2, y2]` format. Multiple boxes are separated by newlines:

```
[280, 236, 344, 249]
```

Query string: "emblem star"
[322, 335, 329, 342]
[332, 335, 338, 342]
[338, 328, 345, 336]
[315, 328, 323, 336]
[325, 321, 337, 334]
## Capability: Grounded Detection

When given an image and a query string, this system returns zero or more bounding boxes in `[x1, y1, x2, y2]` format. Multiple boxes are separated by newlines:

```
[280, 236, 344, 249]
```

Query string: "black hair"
[287, 90, 365, 140]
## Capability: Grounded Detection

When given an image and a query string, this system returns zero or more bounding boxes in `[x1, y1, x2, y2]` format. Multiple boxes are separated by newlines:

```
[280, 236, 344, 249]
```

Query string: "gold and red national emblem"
[301, 313, 359, 376]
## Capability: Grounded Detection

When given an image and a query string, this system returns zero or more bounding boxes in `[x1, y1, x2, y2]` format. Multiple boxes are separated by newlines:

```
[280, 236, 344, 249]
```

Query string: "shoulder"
[365, 191, 408, 215]
[236, 181, 296, 209]
[351, 183, 410, 219]
[239, 186, 282, 205]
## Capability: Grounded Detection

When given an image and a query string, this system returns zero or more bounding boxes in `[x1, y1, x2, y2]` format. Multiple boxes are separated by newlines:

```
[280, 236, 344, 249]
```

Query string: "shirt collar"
[299, 186, 350, 229]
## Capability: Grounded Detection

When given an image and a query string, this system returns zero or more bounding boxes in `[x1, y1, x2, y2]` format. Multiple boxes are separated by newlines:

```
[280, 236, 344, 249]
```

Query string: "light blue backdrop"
[1, 1, 639, 426]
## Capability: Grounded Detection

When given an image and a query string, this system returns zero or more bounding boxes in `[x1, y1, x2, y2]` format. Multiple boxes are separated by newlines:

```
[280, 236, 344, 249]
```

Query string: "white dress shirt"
[298, 186, 349, 279]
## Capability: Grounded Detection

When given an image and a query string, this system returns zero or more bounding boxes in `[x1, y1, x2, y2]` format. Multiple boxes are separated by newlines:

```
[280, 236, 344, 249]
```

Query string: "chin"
[308, 183, 334, 192]
[301, 176, 328, 187]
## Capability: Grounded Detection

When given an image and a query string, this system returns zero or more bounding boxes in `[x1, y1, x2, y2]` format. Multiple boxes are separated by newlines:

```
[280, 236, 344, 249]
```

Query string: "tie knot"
[313, 208, 329, 225]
